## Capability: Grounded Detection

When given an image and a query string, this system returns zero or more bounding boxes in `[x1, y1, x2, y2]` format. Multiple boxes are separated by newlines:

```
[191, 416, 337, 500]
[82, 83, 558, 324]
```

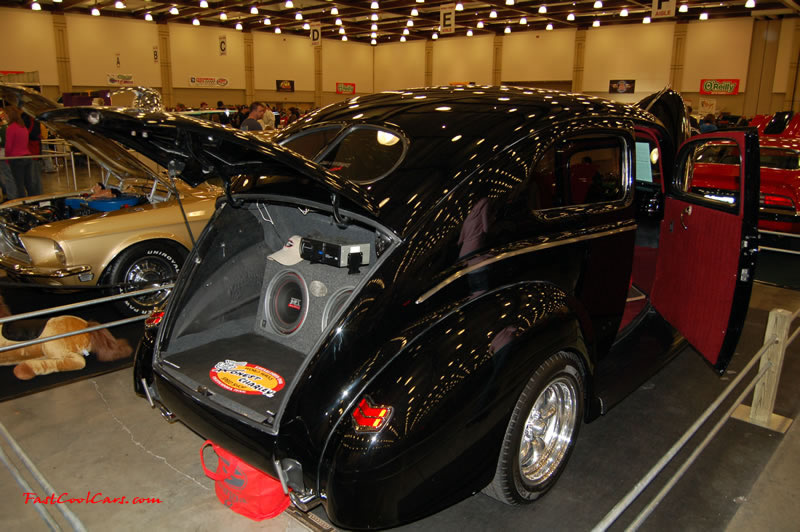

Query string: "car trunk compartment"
[154, 198, 393, 432]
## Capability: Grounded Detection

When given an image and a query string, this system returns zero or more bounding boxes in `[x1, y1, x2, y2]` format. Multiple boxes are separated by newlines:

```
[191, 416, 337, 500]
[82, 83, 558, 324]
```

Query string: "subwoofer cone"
[322, 286, 354, 331]
[267, 271, 308, 335]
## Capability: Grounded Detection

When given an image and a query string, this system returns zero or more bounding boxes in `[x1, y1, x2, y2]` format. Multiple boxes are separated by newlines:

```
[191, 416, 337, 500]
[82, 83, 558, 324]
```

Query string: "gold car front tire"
[104, 241, 187, 316]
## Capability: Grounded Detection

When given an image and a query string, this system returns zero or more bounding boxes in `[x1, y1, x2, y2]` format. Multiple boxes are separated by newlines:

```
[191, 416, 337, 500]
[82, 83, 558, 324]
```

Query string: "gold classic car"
[0, 84, 221, 315]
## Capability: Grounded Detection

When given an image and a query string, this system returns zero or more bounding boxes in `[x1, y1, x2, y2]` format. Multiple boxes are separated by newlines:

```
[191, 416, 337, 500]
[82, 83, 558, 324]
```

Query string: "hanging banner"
[310, 22, 322, 46]
[190, 76, 229, 87]
[219, 35, 227, 56]
[609, 80, 636, 94]
[336, 82, 356, 95]
[652, 0, 676, 18]
[700, 79, 740, 95]
[440, 4, 455, 34]
[107, 73, 134, 86]
[276, 79, 295, 92]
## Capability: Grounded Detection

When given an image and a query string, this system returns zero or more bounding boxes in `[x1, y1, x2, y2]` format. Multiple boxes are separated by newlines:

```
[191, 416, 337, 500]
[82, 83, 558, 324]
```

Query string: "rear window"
[760, 147, 800, 170]
[281, 125, 407, 184]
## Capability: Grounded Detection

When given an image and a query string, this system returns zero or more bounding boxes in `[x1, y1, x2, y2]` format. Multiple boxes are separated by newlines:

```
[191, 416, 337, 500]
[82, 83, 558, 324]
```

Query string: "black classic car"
[39, 87, 759, 529]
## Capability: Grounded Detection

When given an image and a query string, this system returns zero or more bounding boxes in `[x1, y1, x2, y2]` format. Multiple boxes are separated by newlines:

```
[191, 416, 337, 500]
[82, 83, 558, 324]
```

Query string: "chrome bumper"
[0, 254, 91, 279]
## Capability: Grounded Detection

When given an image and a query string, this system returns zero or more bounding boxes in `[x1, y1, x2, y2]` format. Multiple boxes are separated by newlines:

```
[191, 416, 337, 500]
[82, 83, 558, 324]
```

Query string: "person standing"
[259, 103, 275, 131]
[4, 106, 35, 199]
[699, 114, 718, 133]
[240, 102, 266, 131]
[21, 113, 43, 195]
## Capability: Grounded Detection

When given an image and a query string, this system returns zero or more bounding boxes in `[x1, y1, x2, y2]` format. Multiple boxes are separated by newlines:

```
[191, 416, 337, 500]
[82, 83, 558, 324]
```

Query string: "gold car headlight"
[53, 241, 66, 265]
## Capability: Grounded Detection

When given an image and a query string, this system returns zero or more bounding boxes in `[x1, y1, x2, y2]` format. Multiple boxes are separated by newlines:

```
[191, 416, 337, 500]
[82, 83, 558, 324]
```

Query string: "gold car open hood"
[0, 83, 172, 190]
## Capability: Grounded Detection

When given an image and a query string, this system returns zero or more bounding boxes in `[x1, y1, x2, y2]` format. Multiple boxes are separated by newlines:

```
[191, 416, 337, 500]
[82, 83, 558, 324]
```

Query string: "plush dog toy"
[0, 295, 132, 380]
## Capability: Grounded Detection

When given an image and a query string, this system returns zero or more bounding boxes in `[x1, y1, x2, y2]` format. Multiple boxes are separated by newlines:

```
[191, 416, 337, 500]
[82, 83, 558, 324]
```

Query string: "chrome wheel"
[122, 256, 174, 308]
[518, 376, 578, 486]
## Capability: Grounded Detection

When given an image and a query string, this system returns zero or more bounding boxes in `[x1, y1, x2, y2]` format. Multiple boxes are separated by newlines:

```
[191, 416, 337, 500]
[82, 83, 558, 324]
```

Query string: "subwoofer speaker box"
[266, 270, 309, 335]
[321, 287, 354, 331]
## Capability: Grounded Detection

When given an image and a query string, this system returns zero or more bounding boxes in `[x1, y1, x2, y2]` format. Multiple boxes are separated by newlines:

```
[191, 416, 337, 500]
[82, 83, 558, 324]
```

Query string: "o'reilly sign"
[700, 79, 740, 95]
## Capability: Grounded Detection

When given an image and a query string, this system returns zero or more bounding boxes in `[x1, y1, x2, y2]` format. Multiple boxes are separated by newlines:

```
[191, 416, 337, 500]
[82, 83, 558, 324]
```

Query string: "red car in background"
[691, 131, 800, 237]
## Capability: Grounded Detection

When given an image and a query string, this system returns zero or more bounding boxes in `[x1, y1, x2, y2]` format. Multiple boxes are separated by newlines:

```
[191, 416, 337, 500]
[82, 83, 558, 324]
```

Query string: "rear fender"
[317, 281, 590, 529]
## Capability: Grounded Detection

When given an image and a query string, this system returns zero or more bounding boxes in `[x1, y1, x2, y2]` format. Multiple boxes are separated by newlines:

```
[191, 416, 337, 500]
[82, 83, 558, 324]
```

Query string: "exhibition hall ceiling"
[1, 0, 797, 44]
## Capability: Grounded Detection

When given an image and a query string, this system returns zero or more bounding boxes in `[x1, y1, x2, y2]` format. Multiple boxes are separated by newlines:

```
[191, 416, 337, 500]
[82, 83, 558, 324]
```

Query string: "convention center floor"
[1, 168, 799, 531]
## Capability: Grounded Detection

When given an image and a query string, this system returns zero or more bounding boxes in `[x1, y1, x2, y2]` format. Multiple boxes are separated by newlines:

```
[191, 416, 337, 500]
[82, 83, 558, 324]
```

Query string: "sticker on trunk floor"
[209, 360, 285, 397]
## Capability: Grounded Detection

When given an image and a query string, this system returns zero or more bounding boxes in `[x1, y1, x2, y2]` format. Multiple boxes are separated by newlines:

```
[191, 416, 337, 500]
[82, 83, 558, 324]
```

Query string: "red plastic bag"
[200, 440, 290, 521]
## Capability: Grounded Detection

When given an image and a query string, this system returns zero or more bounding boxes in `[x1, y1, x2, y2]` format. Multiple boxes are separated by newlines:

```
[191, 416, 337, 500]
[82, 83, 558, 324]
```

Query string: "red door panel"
[650, 130, 760, 372]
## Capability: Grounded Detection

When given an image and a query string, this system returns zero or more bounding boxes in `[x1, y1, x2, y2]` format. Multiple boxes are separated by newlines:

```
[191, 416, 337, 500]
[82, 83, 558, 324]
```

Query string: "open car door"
[650, 129, 760, 373]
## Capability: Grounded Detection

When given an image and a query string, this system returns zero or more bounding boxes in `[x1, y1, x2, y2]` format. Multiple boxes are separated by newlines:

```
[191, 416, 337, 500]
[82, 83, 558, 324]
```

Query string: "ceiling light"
[403, 28, 409, 35]
[539, 5, 547, 14]
[416, 0, 424, 3]
[620, 8, 628, 16]
[594, 1, 603, 7]
[546, 23, 553, 30]
[31, 1, 41, 10]
[236, 22, 244, 30]
[371, 1, 379, 8]
[250, 6, 258, 14]
[145, 12, 153, 21]
[339, 27, 345, 34]
[467, 29, 473, 36]
[285, 0, 293, 8]
[699, 12, 708, 20]
[411, 8, 418, 16]
[371, 12, 378, 20]
[504, 26, 511, 33]
[679, 4, 688, 12]
[371, 23, 378, 30]
[275, 27, 281, 33]
[91, 7, 100, 15]
[407, 19, 414, 26]
[295, 12, 302, 20]
[52, 0, 62, 3]
[331, 7, 339, 15]
[400, 36, 406, 42]
[520, 17, 527, 24]
[335, 18, 342, 25]
[303, 22, 310, 29]
[342, 35, 348, 41]
[192, 17, 200, 25]
[643, 16, 651, 23]
[264, 17, 271, 24]
[745, 0, 755, 7]
[593, 19, 600, 27]
[371, 38, 377, 45]
[114, 1, 125, 9]
[371, 32, 377, 38]
[477, 21, 484, 28]
[567, 12, 575, 21]
[169, 6, 179, 15]
[432, 32, 438, 39]
[220, 12, 227, 21]
[505, 0, 514, 5]
[199, 0, 208, 7]
[490, 10, 497, 18]
[456, 2, 464, 10]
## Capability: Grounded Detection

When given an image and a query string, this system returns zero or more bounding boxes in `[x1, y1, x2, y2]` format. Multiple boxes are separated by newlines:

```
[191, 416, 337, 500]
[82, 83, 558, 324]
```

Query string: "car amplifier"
[300, 237, 370, 273]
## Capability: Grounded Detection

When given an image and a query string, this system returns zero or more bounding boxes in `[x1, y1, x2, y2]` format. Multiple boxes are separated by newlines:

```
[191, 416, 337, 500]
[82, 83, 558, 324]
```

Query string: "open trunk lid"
[635, 88, 691, 149]
[38, 107, 379, 218]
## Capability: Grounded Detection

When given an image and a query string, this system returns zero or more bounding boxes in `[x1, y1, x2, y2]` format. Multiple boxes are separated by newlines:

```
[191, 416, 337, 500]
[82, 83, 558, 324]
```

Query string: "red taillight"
[762, 194, 795, 209]
[352, 397, 392, 432]
[145, 311, 165, 328]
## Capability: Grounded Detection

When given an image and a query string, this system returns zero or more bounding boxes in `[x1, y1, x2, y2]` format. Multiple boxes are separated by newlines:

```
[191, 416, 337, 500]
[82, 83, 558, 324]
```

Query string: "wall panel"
[66, 14, 160, 87]
[431, 35, 493, 86]
[681, 18, 753, 93]
[253, 32, 315, 92]
[169, 23, 245, 89]
[583, 21, 675, 97]
[502, 29, 576, 83]
[375, 41, 426, 91]
[321, 39, 374, 94]
[0, 8, 59, 86]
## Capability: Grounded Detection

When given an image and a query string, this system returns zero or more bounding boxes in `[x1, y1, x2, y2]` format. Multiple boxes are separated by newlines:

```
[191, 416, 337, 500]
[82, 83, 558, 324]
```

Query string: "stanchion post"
[732, 308, 794, 433]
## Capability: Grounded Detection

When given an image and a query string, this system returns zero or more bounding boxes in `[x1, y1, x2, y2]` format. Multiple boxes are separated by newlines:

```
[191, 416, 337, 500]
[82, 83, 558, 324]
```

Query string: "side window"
[677, 139, 740, 209]
[281, 126, 343, 159]
[529, 135, 628, 210]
